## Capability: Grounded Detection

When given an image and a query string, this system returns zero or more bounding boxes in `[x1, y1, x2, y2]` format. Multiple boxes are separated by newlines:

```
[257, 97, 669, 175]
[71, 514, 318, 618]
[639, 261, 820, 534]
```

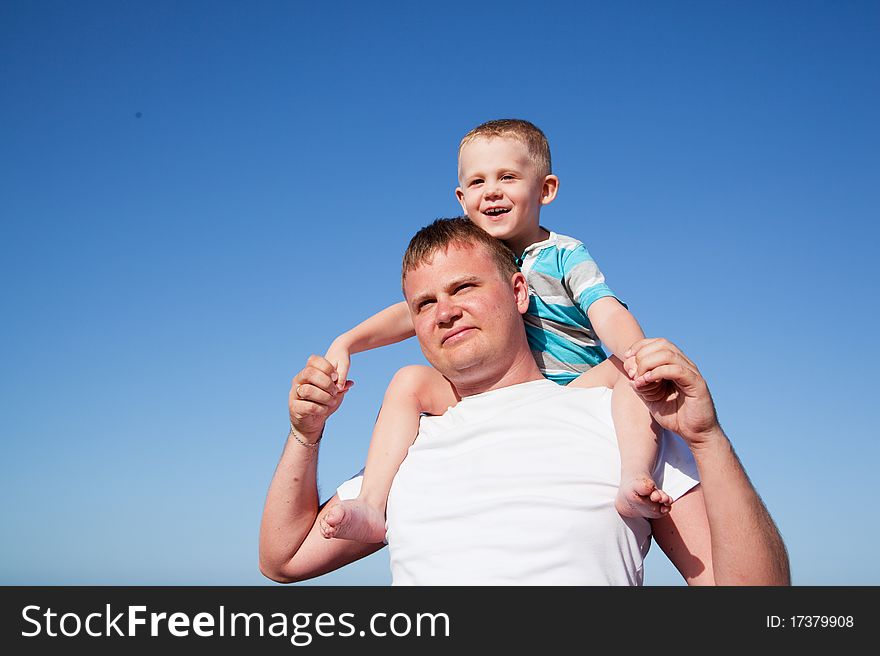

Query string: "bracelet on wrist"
[289, 422, 322, 449]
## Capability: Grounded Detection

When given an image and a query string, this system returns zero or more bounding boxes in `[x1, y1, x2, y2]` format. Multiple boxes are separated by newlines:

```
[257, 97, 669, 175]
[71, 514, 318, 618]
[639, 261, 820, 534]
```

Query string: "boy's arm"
[559, 243, 644, 361]
[587, 299, 667, 397]
[586, 296, 645, 360]
[326, 301, 415, 388]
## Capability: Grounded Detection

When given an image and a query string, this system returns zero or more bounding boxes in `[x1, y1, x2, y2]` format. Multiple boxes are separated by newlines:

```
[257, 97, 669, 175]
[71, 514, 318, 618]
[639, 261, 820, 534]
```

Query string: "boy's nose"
[484, 184, 502, 199]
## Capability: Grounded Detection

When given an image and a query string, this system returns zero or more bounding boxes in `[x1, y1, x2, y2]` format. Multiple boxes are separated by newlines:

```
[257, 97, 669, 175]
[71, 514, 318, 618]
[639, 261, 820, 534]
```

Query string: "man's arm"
[259, 355, 383, 583]
[628, 339, 790, 585]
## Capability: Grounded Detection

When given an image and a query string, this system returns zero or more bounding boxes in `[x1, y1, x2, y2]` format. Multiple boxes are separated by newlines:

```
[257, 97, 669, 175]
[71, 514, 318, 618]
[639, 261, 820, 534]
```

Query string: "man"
[259, 218, 789, 585]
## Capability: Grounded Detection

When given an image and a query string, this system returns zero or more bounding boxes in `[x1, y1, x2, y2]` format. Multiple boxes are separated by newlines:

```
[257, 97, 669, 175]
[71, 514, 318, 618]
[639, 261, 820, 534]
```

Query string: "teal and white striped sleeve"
[561, 243, 621, 315]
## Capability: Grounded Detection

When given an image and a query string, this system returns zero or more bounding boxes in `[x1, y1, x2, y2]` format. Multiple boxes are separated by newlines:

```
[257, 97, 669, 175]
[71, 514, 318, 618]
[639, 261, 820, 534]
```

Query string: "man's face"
[455, 136, 558, 254]
[403, 243, 530, 386]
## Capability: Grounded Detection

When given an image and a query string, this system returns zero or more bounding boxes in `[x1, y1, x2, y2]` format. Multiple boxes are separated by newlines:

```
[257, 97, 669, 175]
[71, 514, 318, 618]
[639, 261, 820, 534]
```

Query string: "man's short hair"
[401, 217, 520, 290]
[458, 118, 552, 178]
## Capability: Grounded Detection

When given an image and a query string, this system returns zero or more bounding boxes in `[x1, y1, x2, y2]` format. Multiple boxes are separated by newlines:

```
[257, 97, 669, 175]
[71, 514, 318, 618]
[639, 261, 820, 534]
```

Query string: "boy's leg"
[319, 365, 458, 542]
[570, 358, 672, 519]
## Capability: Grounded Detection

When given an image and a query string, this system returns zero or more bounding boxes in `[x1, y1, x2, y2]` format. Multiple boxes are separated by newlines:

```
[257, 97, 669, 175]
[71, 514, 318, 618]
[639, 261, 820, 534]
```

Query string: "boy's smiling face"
[456, 136, 558, 255]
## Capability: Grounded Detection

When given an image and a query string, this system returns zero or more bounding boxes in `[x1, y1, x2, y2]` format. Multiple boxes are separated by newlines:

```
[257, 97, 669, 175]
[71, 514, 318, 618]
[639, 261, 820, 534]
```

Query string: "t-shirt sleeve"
[652, 430, 700, 500]
[336, 468, 365, 500]
[561, 243, 622, 315]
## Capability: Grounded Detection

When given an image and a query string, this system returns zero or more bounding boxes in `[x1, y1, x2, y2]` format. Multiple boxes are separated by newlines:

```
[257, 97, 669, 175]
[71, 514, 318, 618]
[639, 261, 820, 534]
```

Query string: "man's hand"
[625, 338, 720, 448]
[290, 355, 354, 443]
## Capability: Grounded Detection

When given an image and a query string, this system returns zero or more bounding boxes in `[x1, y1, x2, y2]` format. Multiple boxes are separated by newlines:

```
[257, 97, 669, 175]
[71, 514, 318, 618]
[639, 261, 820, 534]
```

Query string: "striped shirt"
[517, 231, 619, 385]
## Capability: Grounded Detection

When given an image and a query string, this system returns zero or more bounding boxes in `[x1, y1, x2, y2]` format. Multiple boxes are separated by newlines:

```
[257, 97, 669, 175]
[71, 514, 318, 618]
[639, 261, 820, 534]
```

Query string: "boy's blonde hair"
[402, 217, 519, 290]
[458, 119, 552, 178]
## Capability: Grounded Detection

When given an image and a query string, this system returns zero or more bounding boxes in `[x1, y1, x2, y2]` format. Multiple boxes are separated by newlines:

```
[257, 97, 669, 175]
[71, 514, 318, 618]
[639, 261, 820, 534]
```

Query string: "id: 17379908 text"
[766, 616, 854, 629]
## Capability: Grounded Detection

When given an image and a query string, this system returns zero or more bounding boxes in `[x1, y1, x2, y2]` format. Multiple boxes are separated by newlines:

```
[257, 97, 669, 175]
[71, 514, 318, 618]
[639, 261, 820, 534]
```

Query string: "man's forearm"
[691, 430, 790, 585]
[259, 430, 322, 582]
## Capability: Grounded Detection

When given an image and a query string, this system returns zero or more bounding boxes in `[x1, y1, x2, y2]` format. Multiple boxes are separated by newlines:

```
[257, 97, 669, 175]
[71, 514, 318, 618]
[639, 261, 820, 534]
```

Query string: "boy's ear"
[455, 187, 467, 214]
[541, 175, 559, 206]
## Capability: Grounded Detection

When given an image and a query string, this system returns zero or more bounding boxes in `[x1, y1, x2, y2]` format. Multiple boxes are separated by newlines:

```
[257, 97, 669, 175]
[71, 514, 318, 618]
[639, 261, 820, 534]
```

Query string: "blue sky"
[1, 0, 878, 585]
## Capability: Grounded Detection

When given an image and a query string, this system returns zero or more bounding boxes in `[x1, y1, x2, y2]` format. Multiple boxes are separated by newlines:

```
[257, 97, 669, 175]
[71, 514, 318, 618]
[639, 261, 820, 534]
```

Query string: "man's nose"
[435, 296, 462, 324]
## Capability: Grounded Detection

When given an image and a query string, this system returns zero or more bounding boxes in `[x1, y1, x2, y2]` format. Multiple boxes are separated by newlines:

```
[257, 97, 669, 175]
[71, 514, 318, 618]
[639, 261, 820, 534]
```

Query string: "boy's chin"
[472, 220, 515, 240]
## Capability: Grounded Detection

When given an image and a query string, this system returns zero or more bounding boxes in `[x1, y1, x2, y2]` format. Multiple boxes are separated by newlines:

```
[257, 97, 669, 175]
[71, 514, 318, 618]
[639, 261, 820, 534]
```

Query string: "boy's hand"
[624, 359, 665, 397]
[623, 341, 663, 396]
[625, 338, 721, 448]
[290, 354, 354, 442]
[324, 338, 353, 392]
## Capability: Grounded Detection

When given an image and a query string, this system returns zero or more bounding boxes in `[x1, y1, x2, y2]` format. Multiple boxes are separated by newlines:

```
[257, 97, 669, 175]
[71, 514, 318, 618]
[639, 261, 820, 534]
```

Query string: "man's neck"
[452, 350, 545, 398]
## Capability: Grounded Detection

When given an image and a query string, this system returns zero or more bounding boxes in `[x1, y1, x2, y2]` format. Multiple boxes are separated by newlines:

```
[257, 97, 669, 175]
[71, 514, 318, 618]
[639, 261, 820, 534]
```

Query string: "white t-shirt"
[338, 379, 699, 585]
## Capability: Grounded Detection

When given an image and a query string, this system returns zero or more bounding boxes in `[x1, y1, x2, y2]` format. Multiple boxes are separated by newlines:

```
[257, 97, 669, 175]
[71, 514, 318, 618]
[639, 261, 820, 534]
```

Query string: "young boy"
[318, 119, 670, 544]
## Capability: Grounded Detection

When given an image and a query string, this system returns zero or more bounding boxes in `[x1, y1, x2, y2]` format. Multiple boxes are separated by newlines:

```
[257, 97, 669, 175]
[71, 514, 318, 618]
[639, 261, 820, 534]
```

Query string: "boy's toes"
[649, 488, 673, 506]
[319, 518, 335, 539]
[616, 478, 671, 519]
[319, 504, 348, 539]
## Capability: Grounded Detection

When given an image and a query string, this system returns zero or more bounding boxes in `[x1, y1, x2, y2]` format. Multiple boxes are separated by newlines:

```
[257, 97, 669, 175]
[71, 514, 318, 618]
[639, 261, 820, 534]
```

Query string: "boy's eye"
[469, 179, 483, 187]
[501, 174, 514, 180]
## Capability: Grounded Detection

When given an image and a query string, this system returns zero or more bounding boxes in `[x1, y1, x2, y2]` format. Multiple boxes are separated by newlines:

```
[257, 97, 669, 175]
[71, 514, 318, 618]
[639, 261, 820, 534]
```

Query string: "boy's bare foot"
[319, 499, 387, 543]
[615, 476, 673, 519]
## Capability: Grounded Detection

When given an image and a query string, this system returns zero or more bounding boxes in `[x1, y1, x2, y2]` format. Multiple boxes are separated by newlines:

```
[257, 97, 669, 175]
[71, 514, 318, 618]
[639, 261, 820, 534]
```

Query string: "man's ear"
[541, 175, 559, 206]
[512, 272, 530, 314]
[455, 187, 467, 214]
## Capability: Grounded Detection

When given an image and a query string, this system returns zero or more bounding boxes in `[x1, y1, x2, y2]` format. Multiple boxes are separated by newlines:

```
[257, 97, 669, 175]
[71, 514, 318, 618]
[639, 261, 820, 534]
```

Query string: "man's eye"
[455, 284, 473, 293]
[418, 300, 435, 311]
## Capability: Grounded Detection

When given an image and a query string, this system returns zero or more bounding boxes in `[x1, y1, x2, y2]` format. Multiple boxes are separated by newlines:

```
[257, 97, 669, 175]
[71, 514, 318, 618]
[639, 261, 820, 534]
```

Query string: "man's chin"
[440, 351, 490, 381]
